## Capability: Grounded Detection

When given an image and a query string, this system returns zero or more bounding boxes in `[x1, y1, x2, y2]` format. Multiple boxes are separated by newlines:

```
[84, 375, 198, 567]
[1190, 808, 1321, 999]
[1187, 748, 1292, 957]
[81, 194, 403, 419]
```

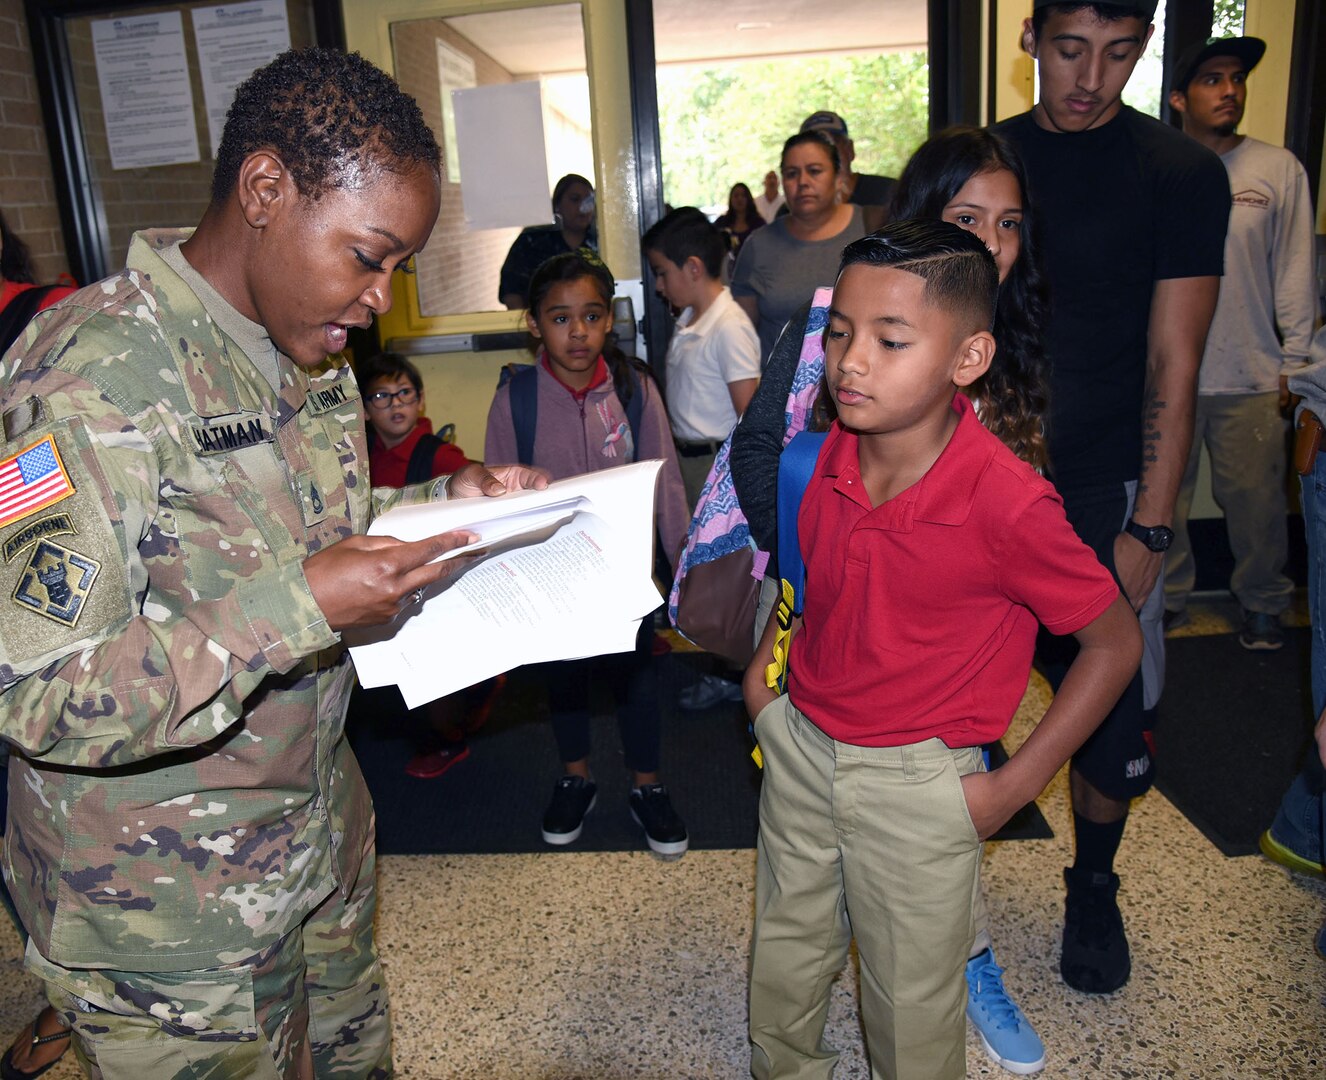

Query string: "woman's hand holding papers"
[446, 463, 551, 499]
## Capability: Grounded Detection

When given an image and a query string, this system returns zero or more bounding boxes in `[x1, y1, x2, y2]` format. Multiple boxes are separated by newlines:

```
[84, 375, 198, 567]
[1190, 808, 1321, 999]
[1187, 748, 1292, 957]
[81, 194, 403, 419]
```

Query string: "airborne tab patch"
[187, 415, 272, 456]
[13, 538, 100, 627]
[3, 512, 75, 563]
[0, 435, 75, 529]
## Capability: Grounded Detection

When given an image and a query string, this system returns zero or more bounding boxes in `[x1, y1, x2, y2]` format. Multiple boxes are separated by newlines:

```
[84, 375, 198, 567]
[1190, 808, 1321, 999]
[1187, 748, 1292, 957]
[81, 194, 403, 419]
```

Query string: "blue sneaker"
[966, 948, 1045, 1075]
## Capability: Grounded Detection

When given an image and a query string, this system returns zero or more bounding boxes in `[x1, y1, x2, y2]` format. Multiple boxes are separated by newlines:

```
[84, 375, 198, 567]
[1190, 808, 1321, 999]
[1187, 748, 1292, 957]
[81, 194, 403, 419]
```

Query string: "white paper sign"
[92, 12, 200, 170]
[452, 81, 555, 231]
[191, 1, 292, 158]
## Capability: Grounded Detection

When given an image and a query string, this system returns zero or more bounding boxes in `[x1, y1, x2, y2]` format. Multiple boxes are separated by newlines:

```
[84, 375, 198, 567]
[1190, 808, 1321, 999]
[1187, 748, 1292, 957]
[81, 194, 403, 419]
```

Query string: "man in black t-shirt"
[994, 0, 1228, 999]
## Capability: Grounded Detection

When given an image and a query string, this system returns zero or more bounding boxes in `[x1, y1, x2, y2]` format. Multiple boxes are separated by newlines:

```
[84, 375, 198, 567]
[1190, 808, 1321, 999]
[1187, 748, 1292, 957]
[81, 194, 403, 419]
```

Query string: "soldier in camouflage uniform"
[0, 49, 542, 1078]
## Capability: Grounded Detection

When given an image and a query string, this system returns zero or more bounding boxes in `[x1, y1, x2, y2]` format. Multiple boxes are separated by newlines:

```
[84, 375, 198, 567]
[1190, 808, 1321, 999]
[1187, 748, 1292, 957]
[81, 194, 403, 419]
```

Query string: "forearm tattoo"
[1138, 389, 1164, 498]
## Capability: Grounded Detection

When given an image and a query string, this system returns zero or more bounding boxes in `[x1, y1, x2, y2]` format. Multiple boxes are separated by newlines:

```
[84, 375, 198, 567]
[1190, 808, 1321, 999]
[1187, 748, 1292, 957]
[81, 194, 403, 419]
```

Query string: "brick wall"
[0, 0, 314, 283]
[0, 0, 70, 282]
[392, 19, 520, 316]
[69, 1, 316, 273]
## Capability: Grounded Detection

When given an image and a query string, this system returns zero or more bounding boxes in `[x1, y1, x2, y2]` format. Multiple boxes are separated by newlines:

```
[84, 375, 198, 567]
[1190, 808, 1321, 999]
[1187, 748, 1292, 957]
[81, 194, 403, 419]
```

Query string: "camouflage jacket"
[0, 229, 434, 972]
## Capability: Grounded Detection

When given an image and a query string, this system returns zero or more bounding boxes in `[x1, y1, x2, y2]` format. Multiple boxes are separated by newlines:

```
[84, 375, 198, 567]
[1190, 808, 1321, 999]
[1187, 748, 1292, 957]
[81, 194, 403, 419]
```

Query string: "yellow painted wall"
[342, 0, 640, 457]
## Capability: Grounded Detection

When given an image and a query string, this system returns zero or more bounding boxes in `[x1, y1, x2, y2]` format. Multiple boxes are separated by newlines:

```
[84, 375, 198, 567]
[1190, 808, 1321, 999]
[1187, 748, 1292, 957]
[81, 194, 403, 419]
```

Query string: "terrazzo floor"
[2, 596, 1323, 1078]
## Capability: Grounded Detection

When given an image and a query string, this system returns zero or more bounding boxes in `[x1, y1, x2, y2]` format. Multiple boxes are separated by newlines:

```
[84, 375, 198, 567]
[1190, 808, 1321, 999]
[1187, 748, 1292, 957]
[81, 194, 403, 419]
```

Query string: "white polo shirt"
[665, 286, 761, 444]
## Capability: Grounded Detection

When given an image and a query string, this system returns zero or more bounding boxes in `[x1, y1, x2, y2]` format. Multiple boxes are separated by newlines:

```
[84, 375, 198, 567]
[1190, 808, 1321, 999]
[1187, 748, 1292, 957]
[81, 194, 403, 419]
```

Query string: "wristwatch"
[1123, 518, 1174, 552]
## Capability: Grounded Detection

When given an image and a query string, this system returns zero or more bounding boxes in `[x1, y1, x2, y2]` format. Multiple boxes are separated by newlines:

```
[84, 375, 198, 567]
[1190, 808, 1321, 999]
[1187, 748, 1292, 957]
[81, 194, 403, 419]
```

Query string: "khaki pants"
[33, 839, 390, 1079]
[749, 696, 983, 1080]
[1166, 391, 1292, 616]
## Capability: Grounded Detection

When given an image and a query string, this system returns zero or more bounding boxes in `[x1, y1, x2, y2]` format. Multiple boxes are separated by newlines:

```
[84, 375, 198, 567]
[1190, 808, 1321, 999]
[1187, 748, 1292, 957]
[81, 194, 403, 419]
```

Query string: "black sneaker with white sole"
[630, 784, 689, 858]
[541, 775, 597, 845]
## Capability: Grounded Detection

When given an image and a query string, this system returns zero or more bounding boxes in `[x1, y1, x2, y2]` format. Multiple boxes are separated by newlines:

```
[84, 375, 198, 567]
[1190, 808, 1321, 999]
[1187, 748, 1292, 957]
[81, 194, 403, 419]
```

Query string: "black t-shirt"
[497, 225, 599, 305]
[850, 172, 897, 209]
[994, 106, 1229, 490]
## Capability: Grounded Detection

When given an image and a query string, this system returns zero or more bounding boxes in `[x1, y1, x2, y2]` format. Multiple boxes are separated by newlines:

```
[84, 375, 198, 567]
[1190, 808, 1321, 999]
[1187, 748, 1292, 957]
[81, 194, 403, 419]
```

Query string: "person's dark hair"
[1031, 3, 1153, 38]
[889, 126, 1050, 470]
[357, 350, 422, 395]
[0, 208, 36, 285]
[526, 251, 649, 411]
[212, 48, 441, 204]
[839, 220, 998, 334]
[642, 207, 727, 280]
[552, 173, 593, 212]
[722, 183, 756, 223]
[781, 130, 841, 174]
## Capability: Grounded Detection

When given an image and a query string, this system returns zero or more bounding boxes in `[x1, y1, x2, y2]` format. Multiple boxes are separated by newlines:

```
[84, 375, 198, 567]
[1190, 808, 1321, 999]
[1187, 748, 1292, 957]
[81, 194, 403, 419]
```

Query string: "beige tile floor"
[4, 596, 1324, 1078]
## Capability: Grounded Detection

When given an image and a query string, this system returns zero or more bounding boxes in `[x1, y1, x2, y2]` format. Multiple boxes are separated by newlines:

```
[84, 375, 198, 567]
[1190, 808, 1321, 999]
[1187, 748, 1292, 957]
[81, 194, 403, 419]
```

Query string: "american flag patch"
[0, 435, 76, 530]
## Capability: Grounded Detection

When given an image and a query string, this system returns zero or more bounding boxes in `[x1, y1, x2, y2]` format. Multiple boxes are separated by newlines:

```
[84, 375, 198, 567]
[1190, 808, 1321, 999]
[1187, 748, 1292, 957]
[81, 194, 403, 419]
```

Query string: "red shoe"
[404, 742, 470, 780]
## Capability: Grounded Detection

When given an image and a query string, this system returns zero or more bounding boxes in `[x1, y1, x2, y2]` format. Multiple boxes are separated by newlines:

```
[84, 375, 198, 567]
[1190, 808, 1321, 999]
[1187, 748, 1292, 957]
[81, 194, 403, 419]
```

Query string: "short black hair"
[357, 351, 422, 395]
[838, 220, 998, 336]
[781, 130, 842, 174]
[641, 207, 727, 280]
[1031, 3, 1154, 38]
[212, 48, 441, 204]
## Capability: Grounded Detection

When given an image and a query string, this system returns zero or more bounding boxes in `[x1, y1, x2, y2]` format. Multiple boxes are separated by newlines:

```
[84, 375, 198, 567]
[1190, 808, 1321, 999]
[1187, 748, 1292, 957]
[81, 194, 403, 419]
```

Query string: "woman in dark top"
[713, 182, 764, 260]
[498, 173, 599, 310]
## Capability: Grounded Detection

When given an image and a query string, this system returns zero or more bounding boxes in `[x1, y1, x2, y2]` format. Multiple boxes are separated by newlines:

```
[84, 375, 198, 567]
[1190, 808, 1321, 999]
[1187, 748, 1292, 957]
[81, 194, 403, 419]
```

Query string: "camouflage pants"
[29, 844, 390, 1079]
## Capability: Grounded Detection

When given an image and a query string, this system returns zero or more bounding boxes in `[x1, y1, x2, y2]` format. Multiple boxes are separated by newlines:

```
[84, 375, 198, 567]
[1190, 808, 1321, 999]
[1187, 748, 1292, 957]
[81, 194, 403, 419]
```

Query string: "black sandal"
[0, 1006, 71, 1080]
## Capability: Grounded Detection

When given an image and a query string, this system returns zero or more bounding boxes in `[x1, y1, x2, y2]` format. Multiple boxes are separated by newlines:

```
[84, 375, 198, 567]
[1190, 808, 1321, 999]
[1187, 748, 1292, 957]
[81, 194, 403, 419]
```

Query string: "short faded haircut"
[837, 220, 998, 335]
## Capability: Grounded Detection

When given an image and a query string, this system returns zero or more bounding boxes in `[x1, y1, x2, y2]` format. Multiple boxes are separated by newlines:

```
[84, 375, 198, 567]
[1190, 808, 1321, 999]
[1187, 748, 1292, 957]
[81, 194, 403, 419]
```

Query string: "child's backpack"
[498, 361, 646, 466]
[402, 423, 458, 486]
[667, 285, 835, 663]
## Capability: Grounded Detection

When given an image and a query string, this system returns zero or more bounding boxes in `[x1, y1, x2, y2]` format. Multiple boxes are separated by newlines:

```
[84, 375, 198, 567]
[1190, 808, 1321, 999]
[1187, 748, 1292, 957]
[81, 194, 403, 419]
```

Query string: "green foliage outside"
[656, 52, 930, 213]
[1210, 0, 1246, 37]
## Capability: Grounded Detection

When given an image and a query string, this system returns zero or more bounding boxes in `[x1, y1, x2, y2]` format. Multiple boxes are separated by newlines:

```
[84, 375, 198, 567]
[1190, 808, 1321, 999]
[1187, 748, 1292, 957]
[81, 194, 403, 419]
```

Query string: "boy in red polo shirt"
[742, 221, 1142, 1080]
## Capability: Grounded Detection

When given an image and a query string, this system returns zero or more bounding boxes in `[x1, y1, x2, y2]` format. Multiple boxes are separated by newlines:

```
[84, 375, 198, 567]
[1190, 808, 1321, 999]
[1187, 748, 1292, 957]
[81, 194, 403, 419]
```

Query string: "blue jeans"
[1268, 457, 1326, 862]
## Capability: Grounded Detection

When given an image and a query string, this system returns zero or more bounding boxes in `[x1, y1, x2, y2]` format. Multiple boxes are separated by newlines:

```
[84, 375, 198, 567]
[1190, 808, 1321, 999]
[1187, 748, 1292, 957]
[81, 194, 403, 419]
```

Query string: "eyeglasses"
[365, 386, 419, 410]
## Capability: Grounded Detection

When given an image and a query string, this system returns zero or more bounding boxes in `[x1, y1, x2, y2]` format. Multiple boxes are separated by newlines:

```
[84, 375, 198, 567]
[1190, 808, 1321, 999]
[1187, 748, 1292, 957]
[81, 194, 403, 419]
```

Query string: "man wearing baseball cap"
[798, 110, 895, 230]
[994, 0, 1229, 1004]
[1164, 37, 1318, 655]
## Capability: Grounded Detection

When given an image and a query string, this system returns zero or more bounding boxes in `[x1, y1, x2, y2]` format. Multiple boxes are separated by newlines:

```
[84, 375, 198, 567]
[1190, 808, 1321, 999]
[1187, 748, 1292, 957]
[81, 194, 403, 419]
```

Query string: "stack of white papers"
[347, 460, 664, 708]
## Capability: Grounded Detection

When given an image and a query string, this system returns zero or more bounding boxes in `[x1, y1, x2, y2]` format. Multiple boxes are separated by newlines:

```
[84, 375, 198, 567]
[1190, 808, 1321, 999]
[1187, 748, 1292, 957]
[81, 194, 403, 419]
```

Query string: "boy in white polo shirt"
[644, 208, 761, 506]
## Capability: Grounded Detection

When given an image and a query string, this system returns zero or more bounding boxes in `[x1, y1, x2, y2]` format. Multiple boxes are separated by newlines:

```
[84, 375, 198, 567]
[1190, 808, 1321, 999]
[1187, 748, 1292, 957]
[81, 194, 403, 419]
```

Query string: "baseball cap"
[800, 111, 849, 138]
[1032, 0, 1158, 15]
[1170, 36, 1266, 93]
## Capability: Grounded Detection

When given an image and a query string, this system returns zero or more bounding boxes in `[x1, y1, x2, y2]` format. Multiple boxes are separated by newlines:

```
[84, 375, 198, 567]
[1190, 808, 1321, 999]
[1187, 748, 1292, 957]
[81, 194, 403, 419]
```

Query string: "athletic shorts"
[1036, 481, 1159, 801]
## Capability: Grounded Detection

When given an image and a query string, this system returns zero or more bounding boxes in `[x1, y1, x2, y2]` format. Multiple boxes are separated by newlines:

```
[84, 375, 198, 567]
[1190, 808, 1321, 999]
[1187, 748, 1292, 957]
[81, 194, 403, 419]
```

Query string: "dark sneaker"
[630, 784, 689, 858]
[1060, 867, 1130, 993]
[541, 776, 597, 845]
[1239, 610, 1284, 651]
[404, 741, 470, 780]
[1162, 608, 1189, 632]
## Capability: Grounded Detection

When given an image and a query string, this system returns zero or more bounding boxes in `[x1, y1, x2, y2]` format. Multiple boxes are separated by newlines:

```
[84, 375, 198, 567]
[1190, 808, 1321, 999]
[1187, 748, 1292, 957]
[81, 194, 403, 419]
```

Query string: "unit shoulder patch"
[13, 538, 101, 627]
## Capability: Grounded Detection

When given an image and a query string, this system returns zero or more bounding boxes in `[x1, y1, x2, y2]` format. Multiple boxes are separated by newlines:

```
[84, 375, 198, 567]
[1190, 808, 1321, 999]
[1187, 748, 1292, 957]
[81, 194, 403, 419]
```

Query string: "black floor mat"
[1153, 627, 1316, 856]
[350, 650, 1051, 855]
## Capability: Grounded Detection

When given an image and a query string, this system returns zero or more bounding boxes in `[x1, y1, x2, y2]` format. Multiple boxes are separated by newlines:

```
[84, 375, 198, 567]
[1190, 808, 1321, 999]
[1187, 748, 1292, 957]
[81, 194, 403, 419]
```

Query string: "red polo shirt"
[790, 395, 1117, 748]
[366, 417, 470, 488]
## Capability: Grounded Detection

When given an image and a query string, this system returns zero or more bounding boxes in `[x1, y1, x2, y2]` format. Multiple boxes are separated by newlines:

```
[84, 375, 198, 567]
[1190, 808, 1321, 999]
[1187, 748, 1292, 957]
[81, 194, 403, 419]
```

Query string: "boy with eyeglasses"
[358, 350, 504, 779]
[359, 350, 470, 484]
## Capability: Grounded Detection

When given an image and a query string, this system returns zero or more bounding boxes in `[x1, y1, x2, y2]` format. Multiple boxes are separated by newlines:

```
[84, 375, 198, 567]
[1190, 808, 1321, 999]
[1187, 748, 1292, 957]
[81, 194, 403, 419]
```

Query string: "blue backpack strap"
[765, 430, 828, 694]
[503, 363, 538, 466]
[776, 430, 828, 617]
